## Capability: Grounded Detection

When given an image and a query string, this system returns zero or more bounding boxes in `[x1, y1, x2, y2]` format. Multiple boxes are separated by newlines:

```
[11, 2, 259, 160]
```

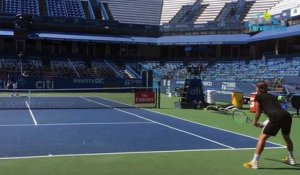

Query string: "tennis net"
[0, 87, 159, 109]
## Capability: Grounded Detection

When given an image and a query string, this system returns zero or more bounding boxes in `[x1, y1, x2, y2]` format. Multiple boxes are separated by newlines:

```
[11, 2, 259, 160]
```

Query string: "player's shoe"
[282, 157, 296, 165]
[243, 161, 259, 169]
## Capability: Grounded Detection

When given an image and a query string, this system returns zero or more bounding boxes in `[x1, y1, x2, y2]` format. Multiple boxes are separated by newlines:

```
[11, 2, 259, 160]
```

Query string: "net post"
[132, 86, 135, 108]
[28, 89, 31, 104]
[157, 81, 161, 108]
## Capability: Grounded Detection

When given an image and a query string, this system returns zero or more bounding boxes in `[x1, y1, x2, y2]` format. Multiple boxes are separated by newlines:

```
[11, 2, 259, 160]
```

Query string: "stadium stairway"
[238, 0, 255, 21]
[169, 4, 193, 24]
[215, 1, 237, 22]
[39, 0, 48, 16]
[89, 0, 103, 20]
[191, 4, 209, 23]
[102, 1, 114, 20]
[81, 0, 92, 19]
[0, 0, 3, 11]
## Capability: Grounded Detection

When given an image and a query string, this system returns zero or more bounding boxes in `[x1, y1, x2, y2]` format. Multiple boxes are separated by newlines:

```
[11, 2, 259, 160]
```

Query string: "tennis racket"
[232, 110, 265, 128]
[232, 110, 253, 124]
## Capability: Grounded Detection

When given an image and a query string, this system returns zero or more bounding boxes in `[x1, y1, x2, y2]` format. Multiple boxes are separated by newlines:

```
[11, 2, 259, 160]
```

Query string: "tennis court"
[0, 89, 283, 159]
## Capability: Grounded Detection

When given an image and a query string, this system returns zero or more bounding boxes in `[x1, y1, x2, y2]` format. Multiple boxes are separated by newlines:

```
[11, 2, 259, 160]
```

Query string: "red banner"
[135, 91, 155, 104]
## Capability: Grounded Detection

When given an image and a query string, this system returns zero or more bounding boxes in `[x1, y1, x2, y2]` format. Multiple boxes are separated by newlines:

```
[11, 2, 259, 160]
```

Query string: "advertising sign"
[135, 91, 155, 104]
[291, 7, 300, 17]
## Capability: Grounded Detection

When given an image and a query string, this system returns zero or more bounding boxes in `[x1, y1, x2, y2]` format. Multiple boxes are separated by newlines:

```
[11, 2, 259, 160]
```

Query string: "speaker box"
[147, 70, 153, 87]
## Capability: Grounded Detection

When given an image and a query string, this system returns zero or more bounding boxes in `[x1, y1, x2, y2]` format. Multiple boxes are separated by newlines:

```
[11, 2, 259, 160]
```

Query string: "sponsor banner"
[202, 81, 213, 87]
[174, 80, 185, 86]
[124, 79, 143, 87]
[135, 91, 155, 104]
[15, 76, 55, 89]
[291, 7, 300, 17]
[0, 79, 4, 89]
[0, 76, 143, 89]
[221, 82, 236, 91]
[72, 77, 105, 85]
[161, 79, 255, 97]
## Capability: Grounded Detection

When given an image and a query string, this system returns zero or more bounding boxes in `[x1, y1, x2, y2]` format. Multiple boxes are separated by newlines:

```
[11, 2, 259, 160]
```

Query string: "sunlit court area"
[1, 0, 300, 175]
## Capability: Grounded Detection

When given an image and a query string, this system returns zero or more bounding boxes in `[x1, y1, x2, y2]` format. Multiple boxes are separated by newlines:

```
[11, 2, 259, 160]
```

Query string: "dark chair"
[291, 94, 300, 117]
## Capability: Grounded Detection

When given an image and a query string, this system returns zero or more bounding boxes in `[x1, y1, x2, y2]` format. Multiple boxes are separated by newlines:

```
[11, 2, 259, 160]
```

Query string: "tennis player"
[12, 78, 18, 96]
[243, 82, 296, 169]
[6, 76, 18, 96]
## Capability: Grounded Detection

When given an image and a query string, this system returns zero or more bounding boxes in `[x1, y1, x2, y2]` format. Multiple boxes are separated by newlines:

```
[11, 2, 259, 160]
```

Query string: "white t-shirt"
[12, 82, 17, 89]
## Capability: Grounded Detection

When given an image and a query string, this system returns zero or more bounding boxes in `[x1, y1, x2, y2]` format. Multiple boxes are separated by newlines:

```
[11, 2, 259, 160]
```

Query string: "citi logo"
[35, 80, 54, 89]
[189, 87, 202, 95]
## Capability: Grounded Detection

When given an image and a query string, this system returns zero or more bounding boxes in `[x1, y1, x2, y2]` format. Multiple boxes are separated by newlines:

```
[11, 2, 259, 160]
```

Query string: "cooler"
[206, 90, 216, 104]
[250, 92, 257, 113]
[231, 91, 243, 109]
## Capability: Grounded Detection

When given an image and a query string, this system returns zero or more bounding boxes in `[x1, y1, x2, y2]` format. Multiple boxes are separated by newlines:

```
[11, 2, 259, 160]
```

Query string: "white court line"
[0, 124, 35, 127]
[81, 97, 235, 149]
[92, 96, 285, 148]
[144, 109, 285, 148]
[0, 146, 284, 160]
[0, 121, 154, 127]
[40, 121, 154, 126]
[25, 101, 38, 125]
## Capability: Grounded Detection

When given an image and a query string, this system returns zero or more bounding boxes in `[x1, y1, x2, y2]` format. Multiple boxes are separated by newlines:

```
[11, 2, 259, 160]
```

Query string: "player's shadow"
[261, 158, 300, 170]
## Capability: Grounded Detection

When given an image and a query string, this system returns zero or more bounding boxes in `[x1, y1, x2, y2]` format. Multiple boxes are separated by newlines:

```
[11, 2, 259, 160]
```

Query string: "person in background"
[243, 82, 296, 169]
[6, 76, 13, 89]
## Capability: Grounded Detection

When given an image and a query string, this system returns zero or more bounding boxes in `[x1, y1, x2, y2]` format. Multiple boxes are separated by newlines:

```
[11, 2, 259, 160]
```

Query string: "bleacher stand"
[139, 57, 299, 83]
[108, 0, 162, 25]
[142, 61, 187, 79]
[47, 0, 86, 18]
[201, 58, 300, 82]
[0, 57, 44, 77]
[160, 0, 196, 24]
[1, 0, 40, 15]
[21, 58, 43, 76]
[51, 59, 87, 77]
[268, 0, 300, 16]
[1, 0, 87, 18]
[90, 60, 117, 78]
[194, 0, 232, 24]
[243, 0, 281, 22]
[0, 58, 21, 76]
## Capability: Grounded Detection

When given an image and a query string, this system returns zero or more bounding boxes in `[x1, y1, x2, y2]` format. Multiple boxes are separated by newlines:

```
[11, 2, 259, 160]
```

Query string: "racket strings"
[233, 111, 252, 124]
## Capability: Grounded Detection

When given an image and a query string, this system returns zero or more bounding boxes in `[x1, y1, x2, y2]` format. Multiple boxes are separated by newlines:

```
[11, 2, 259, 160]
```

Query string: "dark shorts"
[262, 116, 292, 136]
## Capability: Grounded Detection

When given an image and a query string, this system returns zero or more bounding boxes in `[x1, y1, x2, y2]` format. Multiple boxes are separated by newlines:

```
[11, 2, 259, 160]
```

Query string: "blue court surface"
[0, 97, 284, 159]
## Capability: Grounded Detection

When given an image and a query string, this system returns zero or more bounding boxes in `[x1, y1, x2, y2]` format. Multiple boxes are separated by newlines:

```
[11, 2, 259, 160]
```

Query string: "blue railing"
[99, 1, 109, 20]
[87, 0, 96, 19]
[103, 60, 123, 78]
[125, 64, 142, 79]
